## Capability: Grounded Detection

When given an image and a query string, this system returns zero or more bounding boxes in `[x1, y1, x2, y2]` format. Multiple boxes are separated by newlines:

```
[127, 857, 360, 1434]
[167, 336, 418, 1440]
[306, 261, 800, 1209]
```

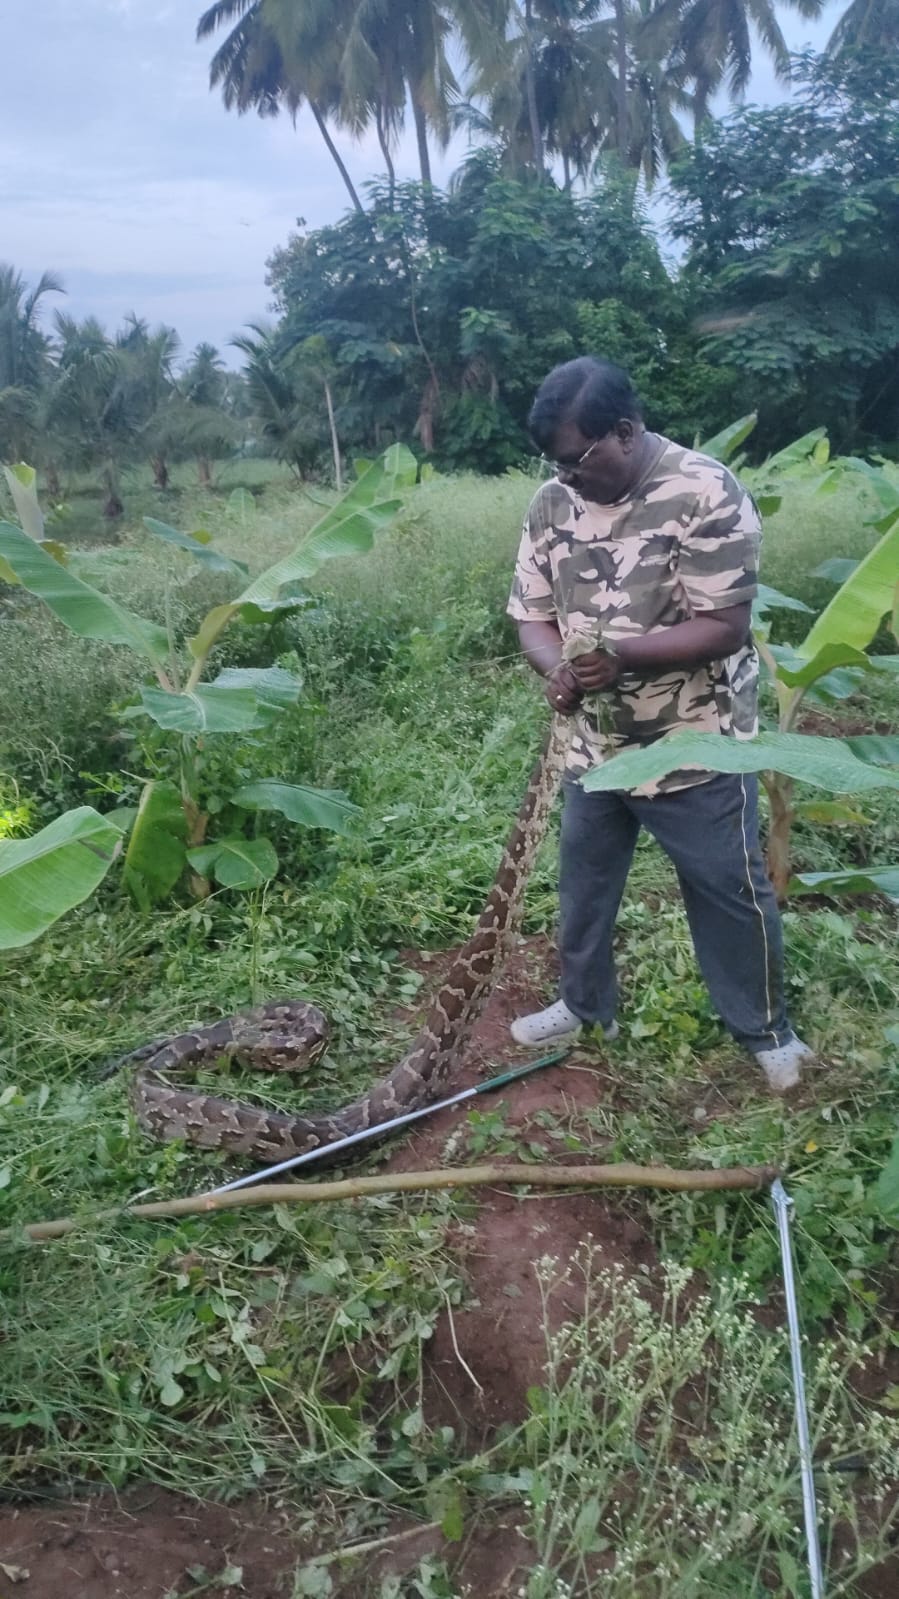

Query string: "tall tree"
[230, 323, 322, 477]
[169, 345, 239, 487]
[114, 315, 181, 489]
[0, 266, 64, 463]
[265, 167, 723, 469]
[828, 0, 899, 53]
[335, 0, 458, 188]
[668, 49, 899, 450]
[196, 0, 365, 212]
[648, 0, 824, 129]
[45, 315, 131, 517]
[181, 342, 227, 408]
[462, 3, 610, 180]
[459, 3, 686, 187]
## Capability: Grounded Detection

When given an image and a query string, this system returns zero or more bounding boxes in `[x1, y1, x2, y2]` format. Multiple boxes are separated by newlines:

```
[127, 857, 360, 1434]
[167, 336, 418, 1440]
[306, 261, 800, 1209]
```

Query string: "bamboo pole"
[4, 1162, 780, 1244]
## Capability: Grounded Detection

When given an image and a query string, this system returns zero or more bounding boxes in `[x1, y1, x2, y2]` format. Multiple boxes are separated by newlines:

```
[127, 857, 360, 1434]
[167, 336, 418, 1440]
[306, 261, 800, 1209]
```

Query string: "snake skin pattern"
[129, 720, 568, 1163]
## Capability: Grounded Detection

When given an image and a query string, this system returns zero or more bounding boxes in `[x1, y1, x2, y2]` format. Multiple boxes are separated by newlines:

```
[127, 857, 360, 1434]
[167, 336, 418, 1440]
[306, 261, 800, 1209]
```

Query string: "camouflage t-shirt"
[507, 435, 761, 795]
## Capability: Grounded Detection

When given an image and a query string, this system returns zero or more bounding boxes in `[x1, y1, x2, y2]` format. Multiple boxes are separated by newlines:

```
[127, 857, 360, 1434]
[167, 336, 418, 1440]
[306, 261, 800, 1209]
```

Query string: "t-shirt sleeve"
[678, 466, 761, 613]
[506, 491, 557, 621]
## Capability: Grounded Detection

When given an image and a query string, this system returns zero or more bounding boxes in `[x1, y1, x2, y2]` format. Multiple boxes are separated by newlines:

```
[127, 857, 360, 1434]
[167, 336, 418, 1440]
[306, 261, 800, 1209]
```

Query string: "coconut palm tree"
[0, 265, 64, 463]
[271, 0, 470, 190]
[115, 315, 182, 489]
[44, 315, 127, 516]
[196, 0, 366, 212]
[647, 0, 824, 131]
[181, 342, 228, 408]
[459, 2, 687, 186]
[231, 323, 319, 477]
[461, 3, 604, 180]
[828, 0, 899, 54]
[202, 1, 496, 204]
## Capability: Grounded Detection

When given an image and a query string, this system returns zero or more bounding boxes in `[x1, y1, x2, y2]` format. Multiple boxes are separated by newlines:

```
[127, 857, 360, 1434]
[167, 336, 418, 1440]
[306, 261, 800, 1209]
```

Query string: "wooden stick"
[4, 1162, 780, 1244]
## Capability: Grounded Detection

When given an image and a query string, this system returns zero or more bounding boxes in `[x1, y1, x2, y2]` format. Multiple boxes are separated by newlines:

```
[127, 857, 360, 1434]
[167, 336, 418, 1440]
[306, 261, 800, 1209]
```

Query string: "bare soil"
[1, 936, 895, 1597]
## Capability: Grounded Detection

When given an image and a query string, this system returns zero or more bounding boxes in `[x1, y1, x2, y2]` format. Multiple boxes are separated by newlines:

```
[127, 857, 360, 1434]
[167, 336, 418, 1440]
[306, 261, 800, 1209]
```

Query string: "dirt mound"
[381, 937, 657, 1438]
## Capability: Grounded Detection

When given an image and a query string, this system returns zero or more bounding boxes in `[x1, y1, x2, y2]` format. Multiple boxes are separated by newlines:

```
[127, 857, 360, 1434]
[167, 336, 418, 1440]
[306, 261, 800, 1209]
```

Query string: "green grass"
[1, 462, 897, 1593]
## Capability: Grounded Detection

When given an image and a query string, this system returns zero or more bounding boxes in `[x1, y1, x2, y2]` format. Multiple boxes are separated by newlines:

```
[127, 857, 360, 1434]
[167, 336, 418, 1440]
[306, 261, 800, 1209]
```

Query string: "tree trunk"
[614, 0, 629, 163]
[523, 0, 544, 176]
[415, 374, 438, 455]
[562, 149, 572, 191]
[102, 463, 124, 519]
[323, 379, 342, 491]
[375, 101, 397, 210]
[764, 773, 794, 902]
[180, 747, 211, 898]
[411, 96, 432, 188]
[197, 456, 213, 488]
[151, 454, 169, 491]
[309, 100, 364, 214]
[45, 463, 62, 500]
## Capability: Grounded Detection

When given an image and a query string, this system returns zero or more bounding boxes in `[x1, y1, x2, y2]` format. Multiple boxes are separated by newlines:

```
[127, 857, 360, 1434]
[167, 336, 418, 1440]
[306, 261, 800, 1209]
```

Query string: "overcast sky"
[3, 0, 845, 365]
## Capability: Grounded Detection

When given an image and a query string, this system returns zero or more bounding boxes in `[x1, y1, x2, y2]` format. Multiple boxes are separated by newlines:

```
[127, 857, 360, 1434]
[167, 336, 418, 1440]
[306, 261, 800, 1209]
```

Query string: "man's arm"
[517, 619, 582, 713]
[569, 603, 752, 692]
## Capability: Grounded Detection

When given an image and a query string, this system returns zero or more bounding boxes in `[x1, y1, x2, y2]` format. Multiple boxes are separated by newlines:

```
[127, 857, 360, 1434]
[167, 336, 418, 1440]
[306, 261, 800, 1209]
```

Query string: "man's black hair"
[528, 357, 642, 452]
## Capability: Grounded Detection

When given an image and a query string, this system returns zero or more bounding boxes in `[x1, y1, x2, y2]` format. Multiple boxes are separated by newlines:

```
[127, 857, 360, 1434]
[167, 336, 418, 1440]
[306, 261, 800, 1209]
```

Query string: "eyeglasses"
[542, 438, 601, 476]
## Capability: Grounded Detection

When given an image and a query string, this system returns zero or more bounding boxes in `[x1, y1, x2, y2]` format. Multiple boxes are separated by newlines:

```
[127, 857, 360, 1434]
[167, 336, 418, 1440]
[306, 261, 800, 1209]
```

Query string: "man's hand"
[568, 649, 620, 693]
[545, 664, 582, 715]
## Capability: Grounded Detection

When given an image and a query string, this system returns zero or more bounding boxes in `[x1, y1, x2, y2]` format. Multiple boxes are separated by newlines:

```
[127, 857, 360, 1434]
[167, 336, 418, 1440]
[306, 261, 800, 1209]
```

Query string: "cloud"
[4, 0, 844, 358]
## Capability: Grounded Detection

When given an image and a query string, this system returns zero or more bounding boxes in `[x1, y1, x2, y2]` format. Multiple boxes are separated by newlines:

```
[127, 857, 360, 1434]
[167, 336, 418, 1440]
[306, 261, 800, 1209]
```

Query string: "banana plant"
[0, 807, 122, 950]
[582, 441, 899, 900]
[0, 445, 419, 910]
[0, 463, 68, 578]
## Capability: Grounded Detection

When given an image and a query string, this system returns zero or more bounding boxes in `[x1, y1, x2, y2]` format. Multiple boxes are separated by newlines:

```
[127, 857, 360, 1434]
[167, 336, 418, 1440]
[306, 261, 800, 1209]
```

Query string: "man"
[507, 356, 812, 1091]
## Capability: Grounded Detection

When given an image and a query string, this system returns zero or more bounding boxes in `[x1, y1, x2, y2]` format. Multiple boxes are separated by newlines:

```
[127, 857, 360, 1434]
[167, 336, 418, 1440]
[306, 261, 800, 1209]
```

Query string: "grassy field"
[0, 458, 897, 1596]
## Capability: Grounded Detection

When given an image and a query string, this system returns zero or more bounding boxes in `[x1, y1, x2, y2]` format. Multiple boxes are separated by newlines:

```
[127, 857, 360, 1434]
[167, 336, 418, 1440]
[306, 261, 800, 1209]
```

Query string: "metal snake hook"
[771, 1178, 825, 1599]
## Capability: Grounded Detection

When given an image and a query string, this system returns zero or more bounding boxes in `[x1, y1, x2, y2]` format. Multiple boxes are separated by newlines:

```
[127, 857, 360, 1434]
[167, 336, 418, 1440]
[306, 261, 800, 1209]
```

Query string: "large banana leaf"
[237, 591, 315, 626]
[754, 583, 813, 616]
[128, 667, 303, 735]
[813, 558, 859, 585]
[231, 780, 361, 835]
[580, 731, 899, 795]
[1, 463, 44, 538]
[236, 499, 406, 602]
[143, 518, 249, 576]
[698, 414, 757, 464]
[187, 836, 278, 890]
[836, 457, 899, 510]
[763, 429, 828, 471]
[793, 799, 871, 826]
[0, 520, 169, 665]
[790, 867, 899, 903]
[799, 515, 899, 657]
[122, 781, 187, 909]
[764, 643, 868, 703]
[0, 807, 121, 949]
[236, 444, 417, 605]
[186, 445, 417, 660]
[845, 735, 899, 767]
[775, 643, 874, 690]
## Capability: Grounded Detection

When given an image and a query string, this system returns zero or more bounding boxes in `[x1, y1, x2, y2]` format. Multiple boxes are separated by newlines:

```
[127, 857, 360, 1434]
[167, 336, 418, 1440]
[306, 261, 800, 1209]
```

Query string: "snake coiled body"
[128, 721, 568, 1164]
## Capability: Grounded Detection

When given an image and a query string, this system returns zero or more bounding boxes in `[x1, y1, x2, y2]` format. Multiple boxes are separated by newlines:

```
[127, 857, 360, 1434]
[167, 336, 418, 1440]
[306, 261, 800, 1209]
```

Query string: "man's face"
[548, 418, 641, 503]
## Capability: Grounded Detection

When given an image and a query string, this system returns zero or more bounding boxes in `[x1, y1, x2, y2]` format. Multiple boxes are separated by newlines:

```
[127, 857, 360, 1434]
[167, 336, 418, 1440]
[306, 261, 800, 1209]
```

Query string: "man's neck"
[587, 430, 659, 506]
[619, 429, 659, 498]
